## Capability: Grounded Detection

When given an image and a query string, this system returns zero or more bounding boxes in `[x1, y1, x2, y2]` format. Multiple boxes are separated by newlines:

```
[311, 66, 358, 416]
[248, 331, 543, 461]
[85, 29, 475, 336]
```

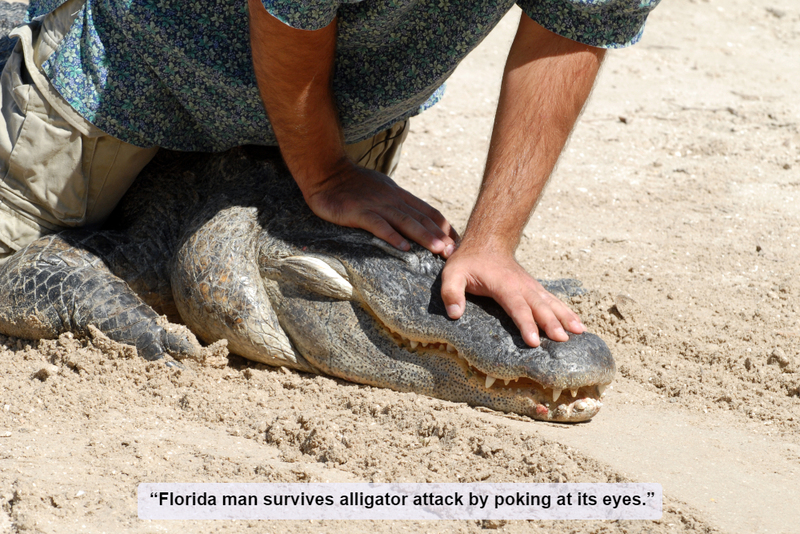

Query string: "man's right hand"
[248, 0, 456, 258]
[302, 158, 457, 256]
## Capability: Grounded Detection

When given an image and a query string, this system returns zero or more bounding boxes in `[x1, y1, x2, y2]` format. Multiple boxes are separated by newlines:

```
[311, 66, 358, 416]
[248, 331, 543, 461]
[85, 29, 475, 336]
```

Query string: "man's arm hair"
[440, 14, 604, 347]
[247, 0, 457, 256]
[247, 0, 349, 194]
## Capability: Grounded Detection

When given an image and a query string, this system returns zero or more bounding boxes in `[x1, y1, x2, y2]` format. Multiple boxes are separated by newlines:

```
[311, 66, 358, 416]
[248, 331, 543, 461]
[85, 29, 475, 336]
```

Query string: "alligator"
[0, 146, 613, 422]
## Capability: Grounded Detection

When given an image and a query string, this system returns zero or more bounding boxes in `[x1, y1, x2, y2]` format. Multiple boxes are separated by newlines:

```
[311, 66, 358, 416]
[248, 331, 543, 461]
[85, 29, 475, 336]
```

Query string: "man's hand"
[440, 14, 605, 347]
[441, 244, 584, 348]
[248, 0, 456, 257]
[302, 158, 457, 255]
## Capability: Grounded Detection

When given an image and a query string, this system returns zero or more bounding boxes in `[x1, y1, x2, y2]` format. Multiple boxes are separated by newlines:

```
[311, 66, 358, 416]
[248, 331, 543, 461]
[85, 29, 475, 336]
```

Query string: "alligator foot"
[0, 234, 202, 362]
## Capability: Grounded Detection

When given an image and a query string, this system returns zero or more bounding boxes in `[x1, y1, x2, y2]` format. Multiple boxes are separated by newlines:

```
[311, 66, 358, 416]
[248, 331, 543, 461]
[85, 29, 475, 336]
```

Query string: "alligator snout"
[258, 225, 614, 422]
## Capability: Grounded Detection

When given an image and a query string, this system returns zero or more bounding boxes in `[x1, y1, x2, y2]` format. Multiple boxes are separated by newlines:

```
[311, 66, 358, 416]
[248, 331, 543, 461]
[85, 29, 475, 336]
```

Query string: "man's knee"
[0, 28, 158, 256]
[0, 241, 13, 265]
[344, 119, 409, 177]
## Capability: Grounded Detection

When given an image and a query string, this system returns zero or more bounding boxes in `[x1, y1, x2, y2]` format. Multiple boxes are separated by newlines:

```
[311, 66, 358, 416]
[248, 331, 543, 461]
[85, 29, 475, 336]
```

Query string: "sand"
[1, 0, 799, 532]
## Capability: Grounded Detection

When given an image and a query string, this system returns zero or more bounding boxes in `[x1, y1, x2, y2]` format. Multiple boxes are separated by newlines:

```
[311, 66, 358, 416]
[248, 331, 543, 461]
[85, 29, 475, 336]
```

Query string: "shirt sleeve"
[262, 1, 362, 31]
[516, 0, 662, 49]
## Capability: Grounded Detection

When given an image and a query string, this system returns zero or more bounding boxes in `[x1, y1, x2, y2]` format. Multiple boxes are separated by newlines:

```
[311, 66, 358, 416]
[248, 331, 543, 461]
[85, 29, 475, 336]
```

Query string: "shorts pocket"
[4, 76, 88, 225]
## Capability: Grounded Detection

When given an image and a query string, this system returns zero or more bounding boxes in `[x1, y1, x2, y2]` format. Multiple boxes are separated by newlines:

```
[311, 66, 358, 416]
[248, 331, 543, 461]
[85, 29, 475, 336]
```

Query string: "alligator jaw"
[243, 153, 615, 422]
[263, 272, 608, 422]
[383, 320, 609, 422]
[0, 147, 612, 423]
[258, 246, 613, 422]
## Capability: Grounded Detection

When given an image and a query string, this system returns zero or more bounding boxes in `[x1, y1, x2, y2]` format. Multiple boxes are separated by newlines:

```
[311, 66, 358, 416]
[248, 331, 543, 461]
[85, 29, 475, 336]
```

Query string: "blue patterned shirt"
[26, 0, 660, 151]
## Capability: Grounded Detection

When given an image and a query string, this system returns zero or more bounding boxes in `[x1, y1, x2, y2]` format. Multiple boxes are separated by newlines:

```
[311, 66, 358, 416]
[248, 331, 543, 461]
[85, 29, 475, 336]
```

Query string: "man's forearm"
[462, 14, 606, 253]
[248, 0, 347, 192]
[247, 0, 457, 255]
[440, 14, 604, 346]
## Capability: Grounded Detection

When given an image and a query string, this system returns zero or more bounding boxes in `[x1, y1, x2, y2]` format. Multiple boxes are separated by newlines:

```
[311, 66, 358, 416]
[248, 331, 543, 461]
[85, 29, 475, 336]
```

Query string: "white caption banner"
[138, 483, 661, 520]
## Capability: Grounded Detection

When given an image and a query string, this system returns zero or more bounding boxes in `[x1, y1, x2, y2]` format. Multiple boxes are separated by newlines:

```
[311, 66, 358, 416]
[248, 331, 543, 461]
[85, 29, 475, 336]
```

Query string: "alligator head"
[170, 150, 615, 422]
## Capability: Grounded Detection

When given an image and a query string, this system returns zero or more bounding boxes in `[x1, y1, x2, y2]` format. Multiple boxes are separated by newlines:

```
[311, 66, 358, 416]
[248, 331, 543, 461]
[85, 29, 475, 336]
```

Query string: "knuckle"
[423, 219, 447, 237]
[397, 211, 419, 227]
[361, 210, 384, 224]
[424, 204, 444, 218]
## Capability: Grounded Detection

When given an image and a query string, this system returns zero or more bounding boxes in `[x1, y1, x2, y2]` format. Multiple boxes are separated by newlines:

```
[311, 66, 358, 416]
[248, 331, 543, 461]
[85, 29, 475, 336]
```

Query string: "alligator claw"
[0, 149, 614, 422]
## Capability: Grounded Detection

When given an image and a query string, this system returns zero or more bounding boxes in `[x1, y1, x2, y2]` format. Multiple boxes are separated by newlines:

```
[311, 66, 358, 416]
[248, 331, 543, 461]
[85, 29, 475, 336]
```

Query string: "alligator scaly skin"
[0, 148, 614, 422]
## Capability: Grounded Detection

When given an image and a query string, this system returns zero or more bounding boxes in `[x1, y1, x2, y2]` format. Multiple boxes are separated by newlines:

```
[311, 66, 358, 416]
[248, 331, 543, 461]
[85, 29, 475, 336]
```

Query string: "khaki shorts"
[0, 0, 408, 264]
[0, 0, 159, 260]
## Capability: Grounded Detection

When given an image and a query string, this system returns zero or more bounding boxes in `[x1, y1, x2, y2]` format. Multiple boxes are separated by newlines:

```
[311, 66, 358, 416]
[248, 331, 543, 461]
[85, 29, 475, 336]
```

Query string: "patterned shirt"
[25, 0, 660, 151]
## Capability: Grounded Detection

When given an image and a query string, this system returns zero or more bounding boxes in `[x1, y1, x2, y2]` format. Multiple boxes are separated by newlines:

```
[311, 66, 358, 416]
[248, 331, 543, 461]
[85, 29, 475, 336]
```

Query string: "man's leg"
[0, 2, 158, 264]
[343, 120, 409, 177]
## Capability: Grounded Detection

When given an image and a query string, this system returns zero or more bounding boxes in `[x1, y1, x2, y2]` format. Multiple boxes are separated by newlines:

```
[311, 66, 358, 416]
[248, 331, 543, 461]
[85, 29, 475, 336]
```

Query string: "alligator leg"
[0, 233, 201, 361]
[171, 204, 316, 372]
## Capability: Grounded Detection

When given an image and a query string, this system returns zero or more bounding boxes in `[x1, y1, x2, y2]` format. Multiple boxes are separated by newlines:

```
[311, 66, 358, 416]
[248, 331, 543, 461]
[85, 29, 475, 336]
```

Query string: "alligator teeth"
[504, 379, 510, 386]
[446, 344, 455, 353]
[421, 342, 428, 347]
[410, 340, 418, 349]
[597, 385, 606, 397]
[552, 388, 562, 403]
[485, 376, 496, 388]
[570, 389, 578, 398]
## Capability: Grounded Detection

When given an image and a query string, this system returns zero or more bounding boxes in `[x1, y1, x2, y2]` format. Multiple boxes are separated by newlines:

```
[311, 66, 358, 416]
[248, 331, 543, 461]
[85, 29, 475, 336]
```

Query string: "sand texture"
[1, 0, 799, 532]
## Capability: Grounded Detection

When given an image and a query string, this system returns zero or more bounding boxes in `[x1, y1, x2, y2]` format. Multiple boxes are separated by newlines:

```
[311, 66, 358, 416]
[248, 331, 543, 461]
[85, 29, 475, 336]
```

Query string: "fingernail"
[446, 304, 460, 318]
[444, 243, 455, 257]
[431, 238, 445, 251]
[399, 240, 410, 251]
[527, 331, 541, 347]
[555, 326, 566, 338]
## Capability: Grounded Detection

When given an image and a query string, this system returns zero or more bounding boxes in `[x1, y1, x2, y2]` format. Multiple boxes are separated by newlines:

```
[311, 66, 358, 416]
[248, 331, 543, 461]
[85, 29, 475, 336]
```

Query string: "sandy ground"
[1, 0, 799, 532]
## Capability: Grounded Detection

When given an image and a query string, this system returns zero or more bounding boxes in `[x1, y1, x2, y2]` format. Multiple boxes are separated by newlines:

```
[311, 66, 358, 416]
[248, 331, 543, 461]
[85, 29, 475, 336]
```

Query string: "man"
[0, 0, 659, 347]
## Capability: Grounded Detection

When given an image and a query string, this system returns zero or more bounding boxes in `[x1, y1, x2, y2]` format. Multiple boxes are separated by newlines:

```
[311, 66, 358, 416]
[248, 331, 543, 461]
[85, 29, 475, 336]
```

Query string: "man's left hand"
[438, 15, 603, 348]
[440, 243, 585, 348]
